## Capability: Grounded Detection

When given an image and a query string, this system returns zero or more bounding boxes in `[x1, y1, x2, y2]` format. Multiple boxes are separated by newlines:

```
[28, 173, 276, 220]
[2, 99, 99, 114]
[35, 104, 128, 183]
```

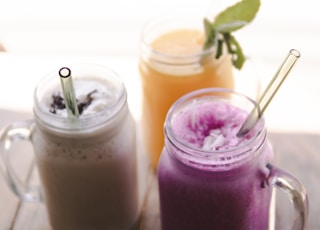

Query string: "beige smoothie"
[32, 65, 139, 230]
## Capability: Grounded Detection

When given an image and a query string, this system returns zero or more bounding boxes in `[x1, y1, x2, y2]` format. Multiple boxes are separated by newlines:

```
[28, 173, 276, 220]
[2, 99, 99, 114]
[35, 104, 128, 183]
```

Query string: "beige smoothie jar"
[0, 64, 140, 230]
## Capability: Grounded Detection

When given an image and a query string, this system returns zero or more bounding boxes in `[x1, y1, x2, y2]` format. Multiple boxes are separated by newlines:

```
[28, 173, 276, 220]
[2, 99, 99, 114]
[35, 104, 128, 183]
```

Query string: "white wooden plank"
[0, 110, 33, 230]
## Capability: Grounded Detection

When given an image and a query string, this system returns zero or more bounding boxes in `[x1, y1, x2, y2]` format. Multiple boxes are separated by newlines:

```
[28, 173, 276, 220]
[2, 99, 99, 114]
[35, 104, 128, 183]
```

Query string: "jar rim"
[164, 88, 266, 170]
[33, 63, 127, 134]
[140, 15, 217, 60]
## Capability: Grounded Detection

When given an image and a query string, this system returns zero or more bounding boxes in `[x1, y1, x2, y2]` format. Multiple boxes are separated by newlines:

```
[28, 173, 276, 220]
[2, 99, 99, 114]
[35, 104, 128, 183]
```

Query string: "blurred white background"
[0, 0, 319, 58]
[0, 0, 319, 133]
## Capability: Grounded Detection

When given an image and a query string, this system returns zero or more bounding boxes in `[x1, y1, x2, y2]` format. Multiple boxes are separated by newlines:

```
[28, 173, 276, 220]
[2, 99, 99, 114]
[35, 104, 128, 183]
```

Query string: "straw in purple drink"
[237, 49, 301, 137]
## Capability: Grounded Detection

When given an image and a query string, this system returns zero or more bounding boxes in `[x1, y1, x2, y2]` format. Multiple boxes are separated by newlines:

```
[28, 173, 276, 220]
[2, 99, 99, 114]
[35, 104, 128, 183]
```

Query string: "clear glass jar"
[0, 64, 140, 230]
[139, 16, 234, 170]
[158, 88, 308, 230]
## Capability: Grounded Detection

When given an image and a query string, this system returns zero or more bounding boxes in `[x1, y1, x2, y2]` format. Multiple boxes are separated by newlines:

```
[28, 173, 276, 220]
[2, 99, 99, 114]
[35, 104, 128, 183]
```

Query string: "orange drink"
[139, 17, 235, 170]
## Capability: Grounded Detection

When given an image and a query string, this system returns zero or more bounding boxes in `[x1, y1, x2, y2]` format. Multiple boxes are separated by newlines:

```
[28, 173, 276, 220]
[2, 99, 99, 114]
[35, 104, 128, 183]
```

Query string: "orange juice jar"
[139, 16, 235, 170]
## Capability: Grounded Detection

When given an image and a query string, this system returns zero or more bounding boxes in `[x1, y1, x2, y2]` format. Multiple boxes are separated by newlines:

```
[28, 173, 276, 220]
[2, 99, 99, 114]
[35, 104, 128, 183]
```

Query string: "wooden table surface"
[0, 109, 319, 230]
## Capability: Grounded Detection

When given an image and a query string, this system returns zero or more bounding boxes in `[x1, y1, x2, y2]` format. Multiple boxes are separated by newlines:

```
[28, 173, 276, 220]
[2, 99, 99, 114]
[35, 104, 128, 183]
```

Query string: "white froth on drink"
[173, 101, 254, 151]
[200, 109, 255, 151]
[75, 79, 115, 115]
[201, 127, 244, 151]
[202, 129, 225, 151]
[200, 118, 252, 151]
[49, 78, 118, 117]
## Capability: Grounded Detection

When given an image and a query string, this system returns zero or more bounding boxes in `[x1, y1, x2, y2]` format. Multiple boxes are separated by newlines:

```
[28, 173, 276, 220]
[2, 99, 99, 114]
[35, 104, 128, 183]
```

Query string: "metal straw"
[59, 67, 79, 118]
[237, 49, 301, 137]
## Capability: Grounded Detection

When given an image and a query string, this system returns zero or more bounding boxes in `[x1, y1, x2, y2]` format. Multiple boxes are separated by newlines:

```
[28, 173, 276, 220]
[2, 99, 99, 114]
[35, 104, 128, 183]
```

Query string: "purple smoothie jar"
[158, 88, 308, 230]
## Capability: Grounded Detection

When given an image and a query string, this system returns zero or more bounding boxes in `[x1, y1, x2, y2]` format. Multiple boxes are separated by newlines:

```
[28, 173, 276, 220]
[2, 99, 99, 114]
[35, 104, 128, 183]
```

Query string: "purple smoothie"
[158, 95, 274, 230]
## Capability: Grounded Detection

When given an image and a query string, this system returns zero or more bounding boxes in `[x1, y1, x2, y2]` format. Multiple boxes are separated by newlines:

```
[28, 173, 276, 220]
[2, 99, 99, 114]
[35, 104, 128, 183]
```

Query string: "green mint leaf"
[203, 18, 216, 50]
[216, 21, 248, 34]
[213, 0, 260, 33]
[224, 33, 245, 70]
[215, 39, 223, 59]
[203, 0, 260, 69]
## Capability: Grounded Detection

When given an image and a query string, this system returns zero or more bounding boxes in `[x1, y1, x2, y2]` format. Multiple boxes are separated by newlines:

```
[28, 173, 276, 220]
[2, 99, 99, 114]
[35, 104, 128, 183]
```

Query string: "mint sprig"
[203, 0, 260, 70]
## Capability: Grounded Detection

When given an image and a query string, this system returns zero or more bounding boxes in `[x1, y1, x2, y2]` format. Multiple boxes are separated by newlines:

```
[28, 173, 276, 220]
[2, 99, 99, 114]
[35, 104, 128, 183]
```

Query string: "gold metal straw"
[237, 49, 301, 137]
[59, 67, 79, 118]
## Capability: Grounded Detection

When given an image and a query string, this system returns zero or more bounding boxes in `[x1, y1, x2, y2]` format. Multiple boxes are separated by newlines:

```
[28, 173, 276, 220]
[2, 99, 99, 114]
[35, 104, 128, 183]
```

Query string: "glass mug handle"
[0, 120, 42, 202]
[267, 163, 308, 230]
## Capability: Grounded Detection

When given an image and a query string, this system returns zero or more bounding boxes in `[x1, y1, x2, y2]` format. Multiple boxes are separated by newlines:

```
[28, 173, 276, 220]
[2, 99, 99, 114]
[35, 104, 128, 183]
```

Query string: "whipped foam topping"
[172, 101, 255, 151]
[48, 79, 118, 117]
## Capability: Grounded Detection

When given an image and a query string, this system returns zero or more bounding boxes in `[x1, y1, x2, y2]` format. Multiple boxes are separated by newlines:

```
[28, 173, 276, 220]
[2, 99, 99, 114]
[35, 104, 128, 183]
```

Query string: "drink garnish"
[203, 0, 260, 69]
[50, 90, 98, 115]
